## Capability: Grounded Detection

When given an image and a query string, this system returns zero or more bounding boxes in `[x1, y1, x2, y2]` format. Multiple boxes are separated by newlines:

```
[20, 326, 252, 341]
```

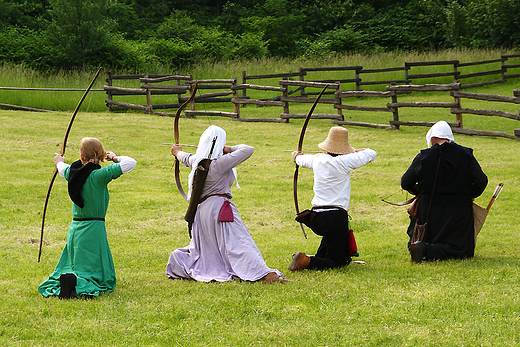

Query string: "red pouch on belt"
[218, 200, 234, 222]
[348, 229, 358, 256]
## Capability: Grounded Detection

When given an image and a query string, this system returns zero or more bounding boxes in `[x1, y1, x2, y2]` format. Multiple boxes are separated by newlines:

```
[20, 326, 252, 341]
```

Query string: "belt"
[73, 218, 105, 221]
[312, 206, 347, 213]
[199, 194, 232, 204]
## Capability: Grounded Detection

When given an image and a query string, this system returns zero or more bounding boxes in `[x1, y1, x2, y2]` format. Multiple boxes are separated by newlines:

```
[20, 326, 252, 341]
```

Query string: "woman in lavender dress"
[166, 125, 286, 284]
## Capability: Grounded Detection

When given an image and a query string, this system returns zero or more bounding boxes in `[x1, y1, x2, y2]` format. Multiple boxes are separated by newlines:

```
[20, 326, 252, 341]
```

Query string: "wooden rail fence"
[333, 82, 520, 139]
[102, 65, 520, 139]
[1, 54, 519, 138]
[240, 70, 305, 102]
[183, 79, 240, 119]
[386, 83, 462, 129]
[298, 66, 360, 96]
[450, 89, 520, 139]
[279, 80, 341, 120]
[231, 82, 287, 123]
[103, 72, 193, 113]
[333, 90, 395, 129]
[100, 54, 519, 115]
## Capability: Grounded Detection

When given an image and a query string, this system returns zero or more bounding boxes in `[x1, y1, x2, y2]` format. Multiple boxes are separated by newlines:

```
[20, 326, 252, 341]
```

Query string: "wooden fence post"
[453, 81, 462, 128]
[355, 67, 361, 91]
[299, 67, 306, 97]
[106, 71, 113, 112]
[453, 62, 458, 83]
[282, 77, 290, 117]
[232, 78, 240, 118]
[501, 55, 506, 81]
[335, 81, 343, 121]
[388, 83, 399, 130]
[143, 75, 153, 114]
[241, 71, 247, 105]
[176, 71, 182, 105]
[189, 82, 195, 112]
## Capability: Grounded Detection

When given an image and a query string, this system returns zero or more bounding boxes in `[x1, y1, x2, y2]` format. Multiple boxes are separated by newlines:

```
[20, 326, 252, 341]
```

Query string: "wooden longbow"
[174, 80, 198, 201]
[38, 66, 102, 262]
[293, 84, 328, 238]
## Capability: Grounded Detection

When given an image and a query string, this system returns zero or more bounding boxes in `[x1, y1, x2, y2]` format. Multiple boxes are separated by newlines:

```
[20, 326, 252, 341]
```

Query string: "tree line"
[0, 0, 519, 71]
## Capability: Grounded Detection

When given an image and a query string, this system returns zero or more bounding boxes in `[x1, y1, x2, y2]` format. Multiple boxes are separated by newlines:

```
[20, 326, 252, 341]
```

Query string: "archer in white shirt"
[289, 127, 376, 271]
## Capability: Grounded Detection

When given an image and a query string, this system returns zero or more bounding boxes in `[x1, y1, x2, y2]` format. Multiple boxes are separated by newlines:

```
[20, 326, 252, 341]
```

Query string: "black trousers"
[303, 209, 351, 270]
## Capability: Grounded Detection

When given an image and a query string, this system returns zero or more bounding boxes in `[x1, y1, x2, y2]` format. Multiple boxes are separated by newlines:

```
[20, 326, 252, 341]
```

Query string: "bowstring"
[197, 83, 211, 127]
[170, 80, 188, 170]
[380, 189, 411, 202]
[85, 91, 93, 113]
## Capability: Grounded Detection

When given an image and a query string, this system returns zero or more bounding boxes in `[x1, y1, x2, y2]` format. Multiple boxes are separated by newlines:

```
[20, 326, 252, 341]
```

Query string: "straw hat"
[318, 126, 356, 155]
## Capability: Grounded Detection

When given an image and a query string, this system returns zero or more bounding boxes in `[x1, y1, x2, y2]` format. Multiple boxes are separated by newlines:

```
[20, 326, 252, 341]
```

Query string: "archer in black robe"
[401, 142, 488, 261]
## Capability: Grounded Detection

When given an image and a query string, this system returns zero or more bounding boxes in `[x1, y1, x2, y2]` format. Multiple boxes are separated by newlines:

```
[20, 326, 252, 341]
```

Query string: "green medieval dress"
[38, 163, 123, 297]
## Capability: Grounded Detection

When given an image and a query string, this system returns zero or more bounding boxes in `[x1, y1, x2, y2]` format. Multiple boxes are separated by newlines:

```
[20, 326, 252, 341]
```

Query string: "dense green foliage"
[0, 0, 519, 70]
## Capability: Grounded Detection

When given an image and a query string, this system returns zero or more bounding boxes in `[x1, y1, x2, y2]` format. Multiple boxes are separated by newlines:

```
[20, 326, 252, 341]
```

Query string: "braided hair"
[80, 137, 106, 165]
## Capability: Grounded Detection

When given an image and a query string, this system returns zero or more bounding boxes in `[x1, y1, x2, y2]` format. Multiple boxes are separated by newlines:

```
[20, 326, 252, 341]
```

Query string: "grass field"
[1, 95, 519, 346]
[1, 48, 520, 346]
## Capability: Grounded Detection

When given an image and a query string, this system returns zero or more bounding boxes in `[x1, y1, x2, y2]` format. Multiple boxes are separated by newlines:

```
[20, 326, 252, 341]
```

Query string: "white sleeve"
[176, 151, 193, 169]
[56, 161, 69, 178]
[117, 156, 137, 173]
[342, 149, 377, 171]
[295, 154, 316, 169]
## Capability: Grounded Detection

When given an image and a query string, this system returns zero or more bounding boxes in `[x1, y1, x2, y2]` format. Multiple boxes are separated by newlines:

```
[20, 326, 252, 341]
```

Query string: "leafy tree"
[465, 0, 520, 48]
[107, 1, 140, 40]
[296, 0, 356, 35]
[150, 10, 268, 66]
[0, 0, 518, 71]
[233, 32, 268, 59]
[156, 10, 204, 41]
[444, 0, 469, 47]
[346, 1, 449, 51]
[46, 0, 115, 69]
[225, 0, 305, 57]
[0, 0, 49, 30]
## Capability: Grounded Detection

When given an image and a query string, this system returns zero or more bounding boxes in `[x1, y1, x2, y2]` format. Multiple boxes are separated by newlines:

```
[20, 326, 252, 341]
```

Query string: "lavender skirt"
[166, 196, 282, 282]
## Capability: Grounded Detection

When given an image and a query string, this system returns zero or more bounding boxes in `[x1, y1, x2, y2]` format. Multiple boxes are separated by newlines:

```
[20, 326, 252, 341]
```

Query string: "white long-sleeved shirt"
[56, 156, 137, 177]
[296, 149, 376, 211]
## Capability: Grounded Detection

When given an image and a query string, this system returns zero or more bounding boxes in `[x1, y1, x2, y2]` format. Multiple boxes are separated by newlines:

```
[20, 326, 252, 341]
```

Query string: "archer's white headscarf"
[426, 121, 454, 147]
[187, 125, 239, 200]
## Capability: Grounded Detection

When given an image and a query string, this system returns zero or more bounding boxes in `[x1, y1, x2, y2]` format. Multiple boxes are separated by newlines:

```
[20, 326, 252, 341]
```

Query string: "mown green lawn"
[1, 102, 519, 346]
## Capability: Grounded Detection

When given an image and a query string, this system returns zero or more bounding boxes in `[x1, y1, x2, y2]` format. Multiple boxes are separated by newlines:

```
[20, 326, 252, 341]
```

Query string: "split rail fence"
[334, 82, 520, 139]
[103, 63, 520, 139]
[1, 54, 519, 139]
[104, 72, 190, 112]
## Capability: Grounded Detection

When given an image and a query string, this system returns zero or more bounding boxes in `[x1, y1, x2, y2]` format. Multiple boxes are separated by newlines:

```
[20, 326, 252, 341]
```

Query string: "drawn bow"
[293, 85, 328, 238]
[38, 66, 103, 262]
[174, 80, 198, 201]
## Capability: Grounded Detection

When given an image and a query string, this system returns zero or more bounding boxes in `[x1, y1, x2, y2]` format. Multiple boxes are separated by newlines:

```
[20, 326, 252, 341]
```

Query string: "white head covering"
[187, 125, 239, 200]
[426, 121, 454, 147]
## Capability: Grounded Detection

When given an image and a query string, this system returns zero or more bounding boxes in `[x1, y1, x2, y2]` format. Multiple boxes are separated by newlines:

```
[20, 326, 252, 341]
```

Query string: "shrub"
[232, 33, 268, 59]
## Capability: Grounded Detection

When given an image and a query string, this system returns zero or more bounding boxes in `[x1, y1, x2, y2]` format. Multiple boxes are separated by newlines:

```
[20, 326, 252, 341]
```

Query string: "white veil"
[187, 125, 239, 200]
[426, 120, 454, 147]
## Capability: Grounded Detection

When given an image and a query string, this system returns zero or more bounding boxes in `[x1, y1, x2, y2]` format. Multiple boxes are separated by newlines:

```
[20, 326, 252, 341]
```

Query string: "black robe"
[401, 142, 488, 260]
